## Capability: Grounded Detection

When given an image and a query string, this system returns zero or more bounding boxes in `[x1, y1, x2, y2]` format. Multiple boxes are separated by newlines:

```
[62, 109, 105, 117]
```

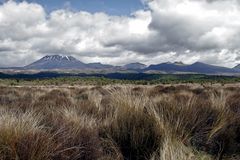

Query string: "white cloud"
[145, 0, 240, 67]
[0, 0, 240, 67]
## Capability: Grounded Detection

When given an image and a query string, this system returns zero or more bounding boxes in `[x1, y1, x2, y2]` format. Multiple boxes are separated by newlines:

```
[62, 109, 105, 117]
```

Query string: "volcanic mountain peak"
[41, 55, 77, 61]
[24, 55, 86, 70]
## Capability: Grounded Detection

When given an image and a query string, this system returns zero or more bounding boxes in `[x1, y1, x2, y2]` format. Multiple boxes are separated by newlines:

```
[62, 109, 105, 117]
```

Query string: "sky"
[0, 0, 240, 67]
[2, 0, 145, 15]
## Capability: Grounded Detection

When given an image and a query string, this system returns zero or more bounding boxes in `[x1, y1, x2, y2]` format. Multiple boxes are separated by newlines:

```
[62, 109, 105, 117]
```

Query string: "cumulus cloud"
[149, 0, 240, 66]
[0, 0, 240, 67]
[104, 0, 240, 67]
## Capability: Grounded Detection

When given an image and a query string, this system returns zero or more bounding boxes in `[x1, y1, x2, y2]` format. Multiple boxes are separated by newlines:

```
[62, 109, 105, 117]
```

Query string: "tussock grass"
[100, 89, 162, 160]
[157, 137, 213, 160]
[0, 84, 239, 159]
[50, 107, 102, 160]
[0, 110, 54, 160]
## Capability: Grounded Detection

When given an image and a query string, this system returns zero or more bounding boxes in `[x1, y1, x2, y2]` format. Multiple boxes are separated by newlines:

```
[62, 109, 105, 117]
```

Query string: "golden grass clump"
[100, 88, 162, 160]
[0, 110, 55, 160]
[49, 107, 103, 160]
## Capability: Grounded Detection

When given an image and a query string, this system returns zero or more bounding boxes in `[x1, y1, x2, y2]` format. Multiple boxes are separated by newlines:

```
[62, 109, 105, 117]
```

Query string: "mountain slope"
[146, 62, 184, 72]
[87, 63, 114, 69]
[123, 63, 147, 70]
[146, 62, 235, 74]
[185, 62, 234, 73]
[233, 64, 240, 70]
[24, 55, 88, 70]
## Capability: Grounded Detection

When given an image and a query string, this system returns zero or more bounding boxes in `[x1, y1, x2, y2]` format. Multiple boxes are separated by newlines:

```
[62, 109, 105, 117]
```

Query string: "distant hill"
[123, 63, 147, 70]
[87, 63, 114, 69]
[145, 62, 235, 74]
[185, 62, 234, 74]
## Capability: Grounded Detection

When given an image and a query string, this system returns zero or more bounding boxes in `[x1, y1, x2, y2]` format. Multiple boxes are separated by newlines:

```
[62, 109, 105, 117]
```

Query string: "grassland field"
[0, 77, 240, 160]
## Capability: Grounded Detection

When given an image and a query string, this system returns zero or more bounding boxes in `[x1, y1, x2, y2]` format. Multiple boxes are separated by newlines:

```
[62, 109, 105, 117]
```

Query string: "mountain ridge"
[146, 61, 235, 74]
[1, 55, 239, 75]
[123, 62, 147, 70]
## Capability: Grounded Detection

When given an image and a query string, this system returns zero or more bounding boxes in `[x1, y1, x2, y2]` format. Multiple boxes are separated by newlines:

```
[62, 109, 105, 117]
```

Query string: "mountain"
[185, 62, 234, 73]
[173, 61, 186, 66]
[145, 62, 235, 74]
[24, 55, 113, 70]
[233, 64, 240, 70]
[123, 63, 147, 70]
[1, 55, 239, 74]
[146, 62, 186, 72]
[24, 55, 88, 70]
[87, 63, 114, 69]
